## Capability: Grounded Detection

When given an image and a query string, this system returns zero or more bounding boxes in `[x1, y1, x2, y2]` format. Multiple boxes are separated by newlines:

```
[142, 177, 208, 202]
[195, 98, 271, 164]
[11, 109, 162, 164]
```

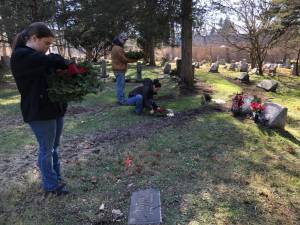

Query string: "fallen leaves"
[91, 176, 97, 184]
[287, 146, 296, 155]
[135, 164, 142, 174]
[80, 175, 98, 185]
[124, 154, 133, 169]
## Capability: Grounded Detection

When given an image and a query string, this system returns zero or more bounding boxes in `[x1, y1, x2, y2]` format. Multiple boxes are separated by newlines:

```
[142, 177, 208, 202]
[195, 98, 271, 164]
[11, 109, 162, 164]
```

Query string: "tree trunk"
[250, 49, 256, 69]
[104, 48, 107, 59]
[256, 49, 264, 75]
[181, 0, 193, 88]
[170, 20, 176, 59]
[2, 42, 7, 57]
[149, 39, 156, 66]
[31, 0, 39, 21]
[67, 43, 72, 59]
[225, 47, 230, 63]
[86, 50, 93, 61]
[296, 48, 300, 76]
[257, 59, 263, 75]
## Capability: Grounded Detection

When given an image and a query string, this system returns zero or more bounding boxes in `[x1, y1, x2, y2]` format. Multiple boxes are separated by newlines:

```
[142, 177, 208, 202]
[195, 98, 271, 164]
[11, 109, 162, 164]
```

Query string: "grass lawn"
[0, 64, 299, 225]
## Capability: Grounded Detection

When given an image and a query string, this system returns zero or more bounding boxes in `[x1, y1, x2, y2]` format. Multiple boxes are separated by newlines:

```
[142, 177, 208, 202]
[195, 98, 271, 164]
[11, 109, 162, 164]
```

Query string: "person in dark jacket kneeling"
[10, 22, 69, 195]
[127, 78, 161, 114]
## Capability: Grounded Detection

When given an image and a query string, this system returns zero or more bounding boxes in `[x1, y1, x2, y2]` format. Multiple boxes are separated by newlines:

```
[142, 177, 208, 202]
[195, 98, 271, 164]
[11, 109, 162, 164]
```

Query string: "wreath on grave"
[231, 93, 245, 116]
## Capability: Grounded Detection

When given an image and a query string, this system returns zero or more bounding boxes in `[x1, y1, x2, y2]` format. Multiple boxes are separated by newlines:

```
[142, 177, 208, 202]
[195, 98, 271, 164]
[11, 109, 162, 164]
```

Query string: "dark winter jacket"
[10, 46, 68, 122]
[128, 78, 158, 110]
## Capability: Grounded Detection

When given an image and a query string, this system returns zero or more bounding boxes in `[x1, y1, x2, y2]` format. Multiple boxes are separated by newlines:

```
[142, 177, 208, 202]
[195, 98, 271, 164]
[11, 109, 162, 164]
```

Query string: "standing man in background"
[111, 33, 136, 105]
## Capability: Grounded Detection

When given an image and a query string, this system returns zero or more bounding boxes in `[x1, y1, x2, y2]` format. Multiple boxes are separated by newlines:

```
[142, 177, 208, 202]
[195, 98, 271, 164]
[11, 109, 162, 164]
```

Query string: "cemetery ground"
[0, 63, 300, 225]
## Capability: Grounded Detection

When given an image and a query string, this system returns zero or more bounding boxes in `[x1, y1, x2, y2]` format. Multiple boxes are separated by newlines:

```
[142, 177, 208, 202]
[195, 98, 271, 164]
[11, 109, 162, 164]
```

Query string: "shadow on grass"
[1, 107, 300, 224]
[0, 88, 19, 99]
[257, 123, 300, 146]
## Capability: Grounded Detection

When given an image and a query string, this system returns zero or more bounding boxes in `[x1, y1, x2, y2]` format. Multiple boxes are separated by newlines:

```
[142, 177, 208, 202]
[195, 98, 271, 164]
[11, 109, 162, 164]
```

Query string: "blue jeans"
[127, 94, 143, 114]
[28, 117, 64, 191]
[115, 72, 126, 104]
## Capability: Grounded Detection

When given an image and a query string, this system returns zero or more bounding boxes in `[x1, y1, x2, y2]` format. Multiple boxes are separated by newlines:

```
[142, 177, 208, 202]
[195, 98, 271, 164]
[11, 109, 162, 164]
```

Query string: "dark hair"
[153, 79, 161, 88]
[12, 22, 54, 50]
[112, 37, 124, 48]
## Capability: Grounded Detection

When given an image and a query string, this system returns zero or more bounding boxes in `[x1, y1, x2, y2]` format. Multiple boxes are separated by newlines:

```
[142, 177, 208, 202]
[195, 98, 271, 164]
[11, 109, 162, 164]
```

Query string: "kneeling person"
[127, 78, 161, 114]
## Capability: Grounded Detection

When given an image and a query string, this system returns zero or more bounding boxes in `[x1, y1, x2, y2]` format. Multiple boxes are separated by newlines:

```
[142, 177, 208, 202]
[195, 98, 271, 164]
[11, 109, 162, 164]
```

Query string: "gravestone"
[70, 57, 77, 63]
[291, 64, 299, 76]
[163, 63, 171, 74]
[128, 189, 162, 225]
[285, 59, 291, 69]
[137, 62, 142, 81]
[237, 72, 250, 83]
[209, 63, 219, 73]
[240, 62, 248, 72]
[0, 56, 10, 68]
[192, 62, 200, 68]
[257, 80, 278, 92]
[176, 59, 182, 76]
[192, 65, 195, 80]
[219, 59, 226, 65]
[100, 60, 108, 78]
[174, 57, 180, 62]
[262, 102, 287, 129]
[250, 68, 259, 74]
[268, 64, 277, 75]
[229, 62, 237, 71]
[160, 54, 169, 66]
[263, 63, 271, 72]
[199, 60, 206, 66]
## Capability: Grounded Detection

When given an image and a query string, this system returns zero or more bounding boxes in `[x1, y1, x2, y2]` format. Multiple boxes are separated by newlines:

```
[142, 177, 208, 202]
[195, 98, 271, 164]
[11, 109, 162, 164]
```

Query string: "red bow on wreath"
[67, 64, 88, 75]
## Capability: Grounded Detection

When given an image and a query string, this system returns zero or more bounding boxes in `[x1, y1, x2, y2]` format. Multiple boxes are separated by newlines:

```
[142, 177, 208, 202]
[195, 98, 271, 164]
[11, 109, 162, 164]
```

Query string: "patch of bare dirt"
[66, 103, 121, 117]
[66, 105, 91, 115]
[0, 116, 23, 129]
[179, 80, 214, 96]
[221, 75, 271, 103]
[0, 105, 224, 192]
[92, 105, 224, 145]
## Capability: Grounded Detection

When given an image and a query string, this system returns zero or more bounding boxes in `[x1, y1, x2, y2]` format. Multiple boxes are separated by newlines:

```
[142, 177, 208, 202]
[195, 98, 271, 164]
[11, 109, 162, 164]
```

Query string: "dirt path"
[221, 74, 273, 102]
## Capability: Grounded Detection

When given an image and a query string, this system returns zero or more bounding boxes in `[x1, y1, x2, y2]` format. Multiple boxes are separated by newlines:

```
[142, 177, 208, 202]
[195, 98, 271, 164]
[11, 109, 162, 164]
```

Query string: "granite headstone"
[163, 63, 171, 74]
[257, 80, 278, 92]
[237, 72, 250, 83]
[209, 63, 219, 73]
[262, 102, 287, 129]
[128, 189, 162, 225]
